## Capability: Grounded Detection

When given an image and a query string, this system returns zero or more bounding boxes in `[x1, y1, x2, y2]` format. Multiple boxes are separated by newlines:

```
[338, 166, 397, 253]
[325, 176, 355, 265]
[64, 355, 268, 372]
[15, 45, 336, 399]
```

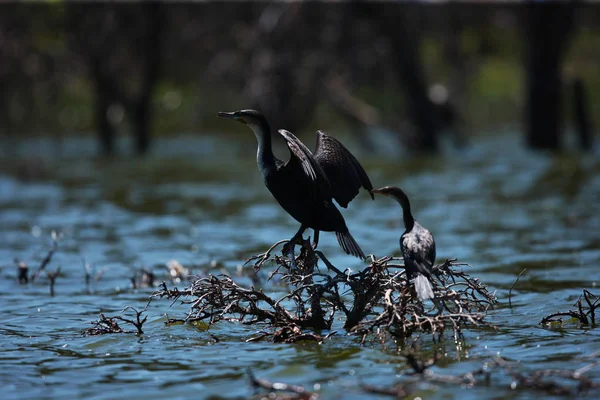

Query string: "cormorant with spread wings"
[217, 109, 373, 259]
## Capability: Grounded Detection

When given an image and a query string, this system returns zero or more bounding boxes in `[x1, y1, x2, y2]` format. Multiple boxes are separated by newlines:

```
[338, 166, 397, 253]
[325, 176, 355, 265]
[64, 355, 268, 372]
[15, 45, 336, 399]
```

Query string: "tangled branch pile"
[150, 239, 496, 343]
[83, 306, 148, 336]
[541, 289, 599, 325]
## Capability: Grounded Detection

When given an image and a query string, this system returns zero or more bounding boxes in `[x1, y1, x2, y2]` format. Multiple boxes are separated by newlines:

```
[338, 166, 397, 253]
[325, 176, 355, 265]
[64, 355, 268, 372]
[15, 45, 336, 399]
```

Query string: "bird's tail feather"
[412, 273, 434, 301]
[336, 231, 366, 260]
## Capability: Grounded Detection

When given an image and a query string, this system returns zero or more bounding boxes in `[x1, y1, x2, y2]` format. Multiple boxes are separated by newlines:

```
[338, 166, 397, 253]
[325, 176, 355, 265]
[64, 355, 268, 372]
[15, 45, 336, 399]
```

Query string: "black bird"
[217, 109, 373, 259]
[371, 186, 435, 300]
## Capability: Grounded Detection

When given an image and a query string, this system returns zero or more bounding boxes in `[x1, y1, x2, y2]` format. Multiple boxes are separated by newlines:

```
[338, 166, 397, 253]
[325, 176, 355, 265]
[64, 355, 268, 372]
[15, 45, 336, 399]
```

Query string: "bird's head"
[372, 186, 413, 228]
[371, 186, 400, 197]
[217, 109, 266, 126]
[371, 186, 410, 206]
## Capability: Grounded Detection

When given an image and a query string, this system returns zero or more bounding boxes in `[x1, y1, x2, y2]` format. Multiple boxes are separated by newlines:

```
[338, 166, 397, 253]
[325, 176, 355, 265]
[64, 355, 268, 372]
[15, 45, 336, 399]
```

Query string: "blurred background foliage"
[0, 1, 597, 155]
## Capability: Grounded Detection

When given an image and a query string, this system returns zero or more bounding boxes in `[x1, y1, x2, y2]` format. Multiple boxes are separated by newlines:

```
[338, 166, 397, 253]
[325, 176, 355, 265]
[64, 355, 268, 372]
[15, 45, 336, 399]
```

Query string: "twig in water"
[246, 326, 336, 344]
[540, 289, 599, 325]
[15, 258, 28, 284]
[83, 307, 148, 335]
[164, 314, 186, 325]
[247, 368, 316, 399]
[583, 290, 599, 325]
[47, 267, 61, 296]
[30, 232, 60, 282]
[360, 382, 410, 398]
[130, 268, 156, 289]
[509, 268, 527, 309]
[113, 306, 148, 335]
[83, 258, 92, 289]
[83, 313, 125, 335]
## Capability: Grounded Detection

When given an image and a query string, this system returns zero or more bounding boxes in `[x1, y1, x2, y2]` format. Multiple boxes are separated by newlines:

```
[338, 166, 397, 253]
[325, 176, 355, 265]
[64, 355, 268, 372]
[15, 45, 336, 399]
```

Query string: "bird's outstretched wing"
[278, 129, 332, 200]
[313, 130, 373, 208]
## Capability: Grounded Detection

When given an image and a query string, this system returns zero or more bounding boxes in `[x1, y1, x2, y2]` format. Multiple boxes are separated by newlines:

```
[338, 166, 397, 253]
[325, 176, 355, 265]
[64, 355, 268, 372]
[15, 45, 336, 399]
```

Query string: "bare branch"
[30, 233, 60, 282]
[540, 289, 598, 325]
[509, 268, 527, 309]
[247, 369, 316, 399]
[151, 238, 497, 346]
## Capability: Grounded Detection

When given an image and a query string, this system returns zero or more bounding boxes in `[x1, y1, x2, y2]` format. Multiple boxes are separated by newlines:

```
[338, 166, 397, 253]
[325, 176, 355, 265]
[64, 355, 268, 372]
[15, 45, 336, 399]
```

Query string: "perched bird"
[217, 109, 373, 259]
[371, 186, 435, 300]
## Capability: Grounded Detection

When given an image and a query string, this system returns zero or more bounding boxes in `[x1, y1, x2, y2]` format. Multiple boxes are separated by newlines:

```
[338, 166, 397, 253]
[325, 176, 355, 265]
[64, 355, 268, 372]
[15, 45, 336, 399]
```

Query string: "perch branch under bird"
[150, 238, 497, 343]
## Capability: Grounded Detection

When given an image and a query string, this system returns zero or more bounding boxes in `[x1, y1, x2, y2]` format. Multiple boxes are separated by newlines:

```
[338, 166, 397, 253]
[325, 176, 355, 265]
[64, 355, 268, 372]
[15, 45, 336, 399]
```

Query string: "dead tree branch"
[151, 239, 496, 344]
[362, 354, 599, 397]
[83, 306, 148, 336]
[248, 369, 317, 400]
[541, 289, 598, 325]
[47, 267, 60, 296]
[30, 232, 61, 283]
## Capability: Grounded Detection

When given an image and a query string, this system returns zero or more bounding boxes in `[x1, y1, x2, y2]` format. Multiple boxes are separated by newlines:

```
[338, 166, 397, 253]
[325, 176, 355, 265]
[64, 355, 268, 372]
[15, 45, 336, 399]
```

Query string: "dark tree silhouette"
[572, 77, 593, 151]
[0, 7, 36, 143]
[67, 3, 163, 155]
[1, 2, 598, 157]
[371, 4, 440, 153]
[524, 3, 575, 150]
[245, 3, 320, 134]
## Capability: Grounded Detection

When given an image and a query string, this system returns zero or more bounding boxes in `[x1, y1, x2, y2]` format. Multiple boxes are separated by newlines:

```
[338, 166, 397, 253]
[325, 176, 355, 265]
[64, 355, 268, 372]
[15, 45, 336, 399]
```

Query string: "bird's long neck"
[391, 190, 415, 232]
[248, 120, 275, 171]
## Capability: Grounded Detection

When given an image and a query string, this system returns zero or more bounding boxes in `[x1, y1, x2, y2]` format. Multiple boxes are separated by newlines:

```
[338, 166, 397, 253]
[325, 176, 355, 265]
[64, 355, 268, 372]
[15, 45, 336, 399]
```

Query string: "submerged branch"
[363, 353, 599, 397]
[83, 306, 148, 336]
[248, 369, 317, 399]
[541, 289, 599, 326]
[30, 232, 61, 283]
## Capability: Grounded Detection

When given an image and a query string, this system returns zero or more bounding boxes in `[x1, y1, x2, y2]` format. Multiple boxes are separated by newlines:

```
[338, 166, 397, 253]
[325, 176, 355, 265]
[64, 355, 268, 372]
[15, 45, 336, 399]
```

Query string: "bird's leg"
[285, 225, 307, 250]
[312, 230, 320, 250]
[282, 225, 307, 270]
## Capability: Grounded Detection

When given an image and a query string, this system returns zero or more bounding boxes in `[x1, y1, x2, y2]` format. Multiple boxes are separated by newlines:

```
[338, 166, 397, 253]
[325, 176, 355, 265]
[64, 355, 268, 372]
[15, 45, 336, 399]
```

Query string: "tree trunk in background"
[130, 2, 162, 155]
[91, 64, 116, 156]
[0, 82, 14, 151]
[524, 3, 574, 150]
[572, 77, 593, 151]
[133, 101, 150, 155]
[67, 3, 162, 156]
[246, 3, 318, 135]
[438, 4, 472, 149]
[380, 5, 438, 153]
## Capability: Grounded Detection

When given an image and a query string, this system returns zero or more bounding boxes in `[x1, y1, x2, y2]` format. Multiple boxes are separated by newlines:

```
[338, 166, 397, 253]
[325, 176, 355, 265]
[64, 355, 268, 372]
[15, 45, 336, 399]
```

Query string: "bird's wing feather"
[313, 130, 373, 208]
[427, 239, 437, 268]
[278, 129, 331, 199]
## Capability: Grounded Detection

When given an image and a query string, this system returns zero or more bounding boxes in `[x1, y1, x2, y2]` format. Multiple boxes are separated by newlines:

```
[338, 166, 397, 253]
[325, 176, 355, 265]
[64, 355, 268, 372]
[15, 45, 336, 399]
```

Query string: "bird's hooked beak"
[370, 188, 388, 197]
[217, 111, 247, 124]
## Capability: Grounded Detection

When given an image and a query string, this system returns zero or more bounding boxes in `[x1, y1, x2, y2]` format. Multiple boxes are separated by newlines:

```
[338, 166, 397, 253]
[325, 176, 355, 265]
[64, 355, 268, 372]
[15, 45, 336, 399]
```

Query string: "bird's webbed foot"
[282, 235, 305, 271]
